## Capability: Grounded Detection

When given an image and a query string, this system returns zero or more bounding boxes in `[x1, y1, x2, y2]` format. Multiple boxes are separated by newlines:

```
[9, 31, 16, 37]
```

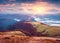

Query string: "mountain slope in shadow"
[7, 22, 49, 36]
[8, 22, 37, 36]
[1, 21, 60, 37]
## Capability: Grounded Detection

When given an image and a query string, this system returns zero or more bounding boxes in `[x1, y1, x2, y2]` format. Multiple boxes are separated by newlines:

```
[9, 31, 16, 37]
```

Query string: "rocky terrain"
[7, 22, 60, 37]
[0, 22, 60, 43]
[0, 35, 60, 43]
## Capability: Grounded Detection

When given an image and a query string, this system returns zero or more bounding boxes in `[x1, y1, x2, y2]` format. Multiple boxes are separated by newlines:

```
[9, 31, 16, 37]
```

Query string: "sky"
[0, 0, 60, 26]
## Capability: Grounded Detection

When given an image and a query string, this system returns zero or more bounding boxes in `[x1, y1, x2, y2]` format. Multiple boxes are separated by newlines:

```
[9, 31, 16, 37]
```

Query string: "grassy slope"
[25, 22, 60, 37]
[0, 22, 60, 37]
[0, 31, 26, 36]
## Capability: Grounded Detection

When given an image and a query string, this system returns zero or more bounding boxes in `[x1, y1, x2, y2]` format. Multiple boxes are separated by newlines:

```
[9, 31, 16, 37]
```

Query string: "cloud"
[0, 0, 36, 4]
[33, 17, 60, 26]
[14, 18, 20, 22]
[16, 0, 36, 3]
[0, 0, 60, 6]
[0, 0, 60, 16]
[37, 0, 60, 5]
[0, 2, 60, 15]
[0, 0, 60, 26]
[50, 24, 60, 26]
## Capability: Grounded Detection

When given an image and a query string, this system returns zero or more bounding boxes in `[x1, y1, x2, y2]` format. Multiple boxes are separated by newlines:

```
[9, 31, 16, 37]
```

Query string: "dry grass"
[0, 35, 60, 43]
[26, 22, 60, 37]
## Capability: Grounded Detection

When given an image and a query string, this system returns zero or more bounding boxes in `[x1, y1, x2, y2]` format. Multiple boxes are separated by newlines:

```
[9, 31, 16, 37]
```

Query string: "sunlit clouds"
[0, 2, 60, 15]
[0, 0, 60, 26]
[33, 16, 60, 26]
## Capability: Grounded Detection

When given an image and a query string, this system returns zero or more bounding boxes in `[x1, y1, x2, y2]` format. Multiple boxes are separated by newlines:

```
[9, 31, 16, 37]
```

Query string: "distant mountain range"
[0, 14, 60, 37]
[0, 14, 40, 31]
[0, 14, 30, 31]
[0, 21, 60, 37]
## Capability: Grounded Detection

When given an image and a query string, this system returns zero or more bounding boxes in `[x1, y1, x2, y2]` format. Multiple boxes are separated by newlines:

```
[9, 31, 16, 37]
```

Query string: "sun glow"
[0, 2, 60, 15]
[31, 6, 47, 14]
[20, 2, 57, 15]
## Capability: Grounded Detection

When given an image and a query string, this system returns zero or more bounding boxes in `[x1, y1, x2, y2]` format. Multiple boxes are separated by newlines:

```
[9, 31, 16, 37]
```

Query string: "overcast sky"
[0, 0, 60, 26]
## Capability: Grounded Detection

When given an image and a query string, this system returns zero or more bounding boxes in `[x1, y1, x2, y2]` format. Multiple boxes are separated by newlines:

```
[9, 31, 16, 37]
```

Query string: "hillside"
[27, 22, 60, 37]
[5, 22, 60, 37]
[0, 35, 60, 43]
[0, 22, 60, 43]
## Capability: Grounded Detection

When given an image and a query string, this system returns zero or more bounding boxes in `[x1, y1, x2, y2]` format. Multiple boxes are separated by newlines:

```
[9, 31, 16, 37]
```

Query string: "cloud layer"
[0, 0, 60, 26]
[0, 2, 60, 15]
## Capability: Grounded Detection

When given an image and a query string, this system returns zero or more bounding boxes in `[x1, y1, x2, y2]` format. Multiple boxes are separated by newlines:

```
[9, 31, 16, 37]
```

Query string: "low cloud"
[33, 17, 60, 26]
